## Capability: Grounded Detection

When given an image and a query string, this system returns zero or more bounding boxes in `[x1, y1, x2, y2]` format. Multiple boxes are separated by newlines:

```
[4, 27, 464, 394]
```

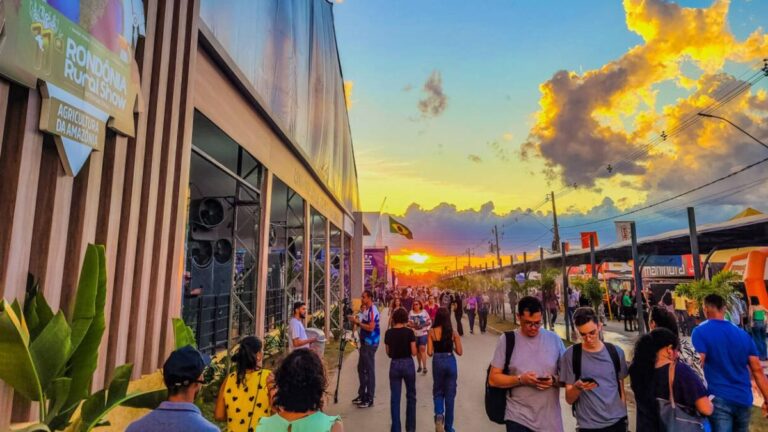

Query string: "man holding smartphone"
[559, 307, 628, 432]
[488, 296, 565, 432]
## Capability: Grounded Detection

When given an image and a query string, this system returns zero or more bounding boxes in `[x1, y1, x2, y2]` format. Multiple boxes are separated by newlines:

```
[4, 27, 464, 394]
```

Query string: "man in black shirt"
[385, 308, 417, 432]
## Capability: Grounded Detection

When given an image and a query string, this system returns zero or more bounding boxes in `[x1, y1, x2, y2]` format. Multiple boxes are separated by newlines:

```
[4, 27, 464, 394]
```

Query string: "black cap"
[163, 345, 211, 387]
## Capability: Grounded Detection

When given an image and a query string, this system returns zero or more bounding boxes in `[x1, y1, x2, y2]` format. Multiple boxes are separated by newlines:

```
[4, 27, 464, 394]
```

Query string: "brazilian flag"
[389, 216, 413, 240]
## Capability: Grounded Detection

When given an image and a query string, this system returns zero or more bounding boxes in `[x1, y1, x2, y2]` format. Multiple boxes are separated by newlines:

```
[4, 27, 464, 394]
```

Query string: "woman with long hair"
[427, 307, 463, 432]
[216, 336, 272, 431]
[389, 297, 404, 327]
[385, 308, 417, 432]
[258, 349, 343, 432]
[649, 305, 704, 380]
[629, 328, 712, 432]
[408, 299, 432, 374]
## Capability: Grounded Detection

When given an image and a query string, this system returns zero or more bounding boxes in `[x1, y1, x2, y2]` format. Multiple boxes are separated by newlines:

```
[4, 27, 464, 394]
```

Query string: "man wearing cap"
[126, 345, 219, 431]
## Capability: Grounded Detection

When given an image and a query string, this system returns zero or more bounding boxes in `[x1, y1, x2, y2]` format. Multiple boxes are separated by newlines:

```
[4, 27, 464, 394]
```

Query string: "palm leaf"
[0, 299, 43, 402]
[29, 312, 72, 393]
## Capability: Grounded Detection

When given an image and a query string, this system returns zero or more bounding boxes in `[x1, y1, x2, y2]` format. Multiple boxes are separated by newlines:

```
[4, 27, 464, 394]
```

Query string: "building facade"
[0, 0, 363, 426]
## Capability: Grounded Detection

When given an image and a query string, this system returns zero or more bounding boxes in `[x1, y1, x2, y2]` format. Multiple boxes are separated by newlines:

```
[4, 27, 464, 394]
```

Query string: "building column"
[351, 211, 365, 300]
[324, 218, 331, 337]
[303, 201, 311, 310]
[255, 170, 273, 339]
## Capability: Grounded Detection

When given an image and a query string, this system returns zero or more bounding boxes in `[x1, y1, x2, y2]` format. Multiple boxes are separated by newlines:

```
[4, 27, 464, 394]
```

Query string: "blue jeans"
[358, 344, 378, 401]
[752, 321, 767, 360]
[710, 397, 751, 432]
[432, 353, 458, 432]
[467, 309, 476, 333]
[389, 358, 416, 432]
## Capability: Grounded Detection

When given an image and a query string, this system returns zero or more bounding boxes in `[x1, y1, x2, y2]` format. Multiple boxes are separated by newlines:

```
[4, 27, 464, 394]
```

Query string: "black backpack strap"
[503, 331, 515, 374]
[572, 343, 582, 381]
[604, 342, 624, 401]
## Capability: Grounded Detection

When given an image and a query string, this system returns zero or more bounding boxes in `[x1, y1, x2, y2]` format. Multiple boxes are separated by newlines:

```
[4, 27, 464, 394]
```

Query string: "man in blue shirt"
[127, 345, 219, 431]
[349, 289, 380, 408]
[692, 294, 768, 432]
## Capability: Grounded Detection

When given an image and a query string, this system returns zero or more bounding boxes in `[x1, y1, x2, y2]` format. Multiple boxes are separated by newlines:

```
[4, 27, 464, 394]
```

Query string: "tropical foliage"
[675, 271, 741, 307]
[573, 277, 604, 309]
[0, 245, 163, 431]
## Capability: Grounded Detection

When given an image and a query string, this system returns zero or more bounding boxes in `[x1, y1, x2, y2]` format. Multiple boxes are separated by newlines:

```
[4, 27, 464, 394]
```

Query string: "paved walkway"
[325, 309, 640, 431]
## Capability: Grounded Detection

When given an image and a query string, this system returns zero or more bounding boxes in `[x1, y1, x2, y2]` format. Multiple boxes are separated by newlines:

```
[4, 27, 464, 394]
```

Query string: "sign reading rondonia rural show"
[0, 0, 145, 175]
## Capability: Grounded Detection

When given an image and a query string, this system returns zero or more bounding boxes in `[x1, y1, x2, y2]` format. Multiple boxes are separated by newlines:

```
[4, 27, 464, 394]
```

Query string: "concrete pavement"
[325, 309, 584, 431]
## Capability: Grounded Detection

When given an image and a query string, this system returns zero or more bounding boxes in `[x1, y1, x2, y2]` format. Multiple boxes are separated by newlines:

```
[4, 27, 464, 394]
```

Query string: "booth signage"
[0, 0, 145, 175]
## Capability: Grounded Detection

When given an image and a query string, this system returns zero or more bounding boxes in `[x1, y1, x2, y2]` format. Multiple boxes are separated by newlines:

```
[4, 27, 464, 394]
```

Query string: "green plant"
[675, 271, 741, 307]
[172, 318, 197, 349]
[0, 244, 164, 431]
[573, 277, 603, 310]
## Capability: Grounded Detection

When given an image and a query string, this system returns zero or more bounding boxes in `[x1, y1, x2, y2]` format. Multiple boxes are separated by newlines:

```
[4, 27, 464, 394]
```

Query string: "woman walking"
[258, 349, 343, 432]
[216, 336, 272, 431]
[408, 300, 432, 374]
[750, 296, 768, 360]
[427, 307, 463, 432]
[450, 293, 464, 336]
[465, 293, 477, 334]
[425, 296, 439, 322]
[628, 328, 712, 432]
[385, 308, 417, 432]
[389, 297, 404, 328]
[622, 290, 636, 332]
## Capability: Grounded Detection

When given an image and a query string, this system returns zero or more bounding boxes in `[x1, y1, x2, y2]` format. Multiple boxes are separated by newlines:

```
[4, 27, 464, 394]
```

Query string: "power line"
[560, 155, 768, 229]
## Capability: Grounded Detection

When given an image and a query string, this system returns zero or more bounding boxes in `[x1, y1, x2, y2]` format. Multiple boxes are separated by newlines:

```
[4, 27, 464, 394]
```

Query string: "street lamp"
[697, 112, 768, 151]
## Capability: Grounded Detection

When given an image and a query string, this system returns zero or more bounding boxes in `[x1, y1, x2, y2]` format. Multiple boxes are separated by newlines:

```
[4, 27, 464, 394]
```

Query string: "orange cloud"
[523, 0, 768, 193]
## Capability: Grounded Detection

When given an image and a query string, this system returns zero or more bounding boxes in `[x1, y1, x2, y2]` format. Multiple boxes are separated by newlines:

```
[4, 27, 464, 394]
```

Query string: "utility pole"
[466, 248, 472, 269]
[492, 225, 502, 268]
[551, 191, 561, 253]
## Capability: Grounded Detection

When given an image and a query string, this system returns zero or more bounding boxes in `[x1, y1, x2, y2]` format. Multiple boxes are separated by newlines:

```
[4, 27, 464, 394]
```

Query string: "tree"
[675, 271, 741, 308]
[573, 277, 603, 310]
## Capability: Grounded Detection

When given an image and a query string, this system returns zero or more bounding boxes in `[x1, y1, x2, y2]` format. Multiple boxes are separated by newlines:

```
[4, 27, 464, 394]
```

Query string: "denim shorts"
[416, 335, 428, 346]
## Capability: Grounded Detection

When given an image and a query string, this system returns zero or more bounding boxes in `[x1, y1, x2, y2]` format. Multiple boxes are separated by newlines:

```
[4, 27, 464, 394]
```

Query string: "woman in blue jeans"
[384, 308, 418, 432]
[427, 307, 463, 432]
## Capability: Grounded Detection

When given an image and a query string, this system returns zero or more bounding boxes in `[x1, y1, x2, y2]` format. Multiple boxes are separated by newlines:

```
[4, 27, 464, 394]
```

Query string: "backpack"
[485, 331, 515, 424]
[571, 342, 622, 416]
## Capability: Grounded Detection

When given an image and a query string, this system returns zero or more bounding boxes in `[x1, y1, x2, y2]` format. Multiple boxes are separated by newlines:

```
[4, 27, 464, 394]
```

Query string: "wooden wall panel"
[107, 0, 157, 376]
[0, 78, 9, 158]
[93, 134, 128, 387]
[0, 85, 44, 427]
[28, 137, 74, 312]
[162, 0, 200, 359]
[127, 0, 174, 375]
[144, 0, 188, 371]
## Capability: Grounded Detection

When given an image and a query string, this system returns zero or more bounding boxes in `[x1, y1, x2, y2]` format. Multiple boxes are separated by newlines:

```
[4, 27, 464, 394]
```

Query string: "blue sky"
[333, 0, 768, 265]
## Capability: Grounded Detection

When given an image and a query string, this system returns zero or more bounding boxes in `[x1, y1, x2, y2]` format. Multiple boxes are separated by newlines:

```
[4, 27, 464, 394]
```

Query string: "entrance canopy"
[511, 213, 768, 271]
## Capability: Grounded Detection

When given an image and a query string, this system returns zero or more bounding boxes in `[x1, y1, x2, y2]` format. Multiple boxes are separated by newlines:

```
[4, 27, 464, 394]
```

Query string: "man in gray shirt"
[489, 296, 566, 431]
[560, 307, 628, 431]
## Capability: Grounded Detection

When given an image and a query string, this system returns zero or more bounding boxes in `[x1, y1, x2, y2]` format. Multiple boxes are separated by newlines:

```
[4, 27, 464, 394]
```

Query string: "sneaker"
[357, 399, 374, 408]
[418, 366, 423, 373]
[435, 414, 445, 432]
[422, 368, 428, 374]
[352, 396, 363, 404]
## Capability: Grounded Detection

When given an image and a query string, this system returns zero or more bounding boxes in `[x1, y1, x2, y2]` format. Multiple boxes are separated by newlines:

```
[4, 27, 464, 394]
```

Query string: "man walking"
[488, 296, 566, 431]
[451, 291, 464, 336]
[289, 301, 317, 352]
[466, 293, 478, 334]
[560, 307, 628, 431]
[350, 289, 381, 408]
[692, 294, 768, 432]
[479, 291, 490, 334]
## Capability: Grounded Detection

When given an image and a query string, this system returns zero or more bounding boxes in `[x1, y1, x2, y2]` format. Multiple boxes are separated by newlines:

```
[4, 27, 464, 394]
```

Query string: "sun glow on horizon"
[407, 252, 429, 264]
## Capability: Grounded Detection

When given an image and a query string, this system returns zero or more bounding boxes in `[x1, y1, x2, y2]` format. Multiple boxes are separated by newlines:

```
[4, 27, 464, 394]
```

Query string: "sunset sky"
[334, 0, 768, 273]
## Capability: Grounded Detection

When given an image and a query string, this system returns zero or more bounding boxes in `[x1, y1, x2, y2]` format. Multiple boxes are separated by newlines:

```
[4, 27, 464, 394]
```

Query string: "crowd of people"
[125, 283, 768, 432]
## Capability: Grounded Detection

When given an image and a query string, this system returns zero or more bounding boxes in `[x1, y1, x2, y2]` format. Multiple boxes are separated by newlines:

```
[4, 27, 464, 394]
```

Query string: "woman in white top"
[408, 300, 432, 375]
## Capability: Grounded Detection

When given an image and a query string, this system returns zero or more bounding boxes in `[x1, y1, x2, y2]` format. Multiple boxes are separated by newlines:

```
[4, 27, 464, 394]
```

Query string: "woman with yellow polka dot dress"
[216, 336, 272, 431]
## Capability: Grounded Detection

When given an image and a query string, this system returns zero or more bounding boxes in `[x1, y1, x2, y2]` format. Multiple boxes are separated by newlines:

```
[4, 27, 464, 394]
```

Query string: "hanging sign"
[614, 221, 632, 242]
[0, 0, 145, 175]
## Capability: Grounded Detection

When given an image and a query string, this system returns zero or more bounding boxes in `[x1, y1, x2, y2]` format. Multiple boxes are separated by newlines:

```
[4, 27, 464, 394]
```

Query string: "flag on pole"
[389, 216, 413, 240]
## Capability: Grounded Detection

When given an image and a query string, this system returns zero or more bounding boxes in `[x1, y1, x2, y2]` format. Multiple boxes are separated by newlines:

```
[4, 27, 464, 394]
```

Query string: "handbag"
[657, 361, 706, 431]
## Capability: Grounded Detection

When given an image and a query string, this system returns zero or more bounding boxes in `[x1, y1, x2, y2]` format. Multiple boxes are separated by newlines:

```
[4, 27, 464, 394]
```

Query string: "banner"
[580, 232, 599, 249]
[364, 248, 387, 294]
[614, 221, 632, 242]
[0, 0, 145, 175]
